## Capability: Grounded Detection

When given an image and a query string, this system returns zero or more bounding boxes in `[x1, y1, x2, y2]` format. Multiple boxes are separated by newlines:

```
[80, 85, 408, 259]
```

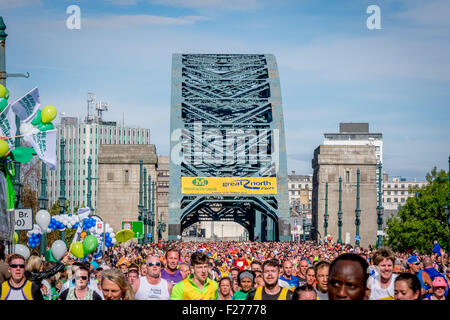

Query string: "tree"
[385, 167, 449, 253]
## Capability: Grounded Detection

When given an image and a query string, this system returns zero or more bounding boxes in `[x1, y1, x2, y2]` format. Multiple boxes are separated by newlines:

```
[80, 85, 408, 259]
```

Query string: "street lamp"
[59, 139, 67, 243]
[376, 162, 384, 248]
[323, 182, 329, 242]
[355, 168, 361, 247]
[157, 213, 166, 241]
[151, 181, 155, 243]
[142, 168, 147, 245]
[337, 177, 343, 244]
[137, 159, 144, 244]
[38, 163, 48, 256]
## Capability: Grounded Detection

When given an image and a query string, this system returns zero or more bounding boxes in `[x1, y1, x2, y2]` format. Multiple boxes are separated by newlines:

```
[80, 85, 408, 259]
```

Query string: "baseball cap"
[407, 255, 419, 265]
[432, 277, 447, 288]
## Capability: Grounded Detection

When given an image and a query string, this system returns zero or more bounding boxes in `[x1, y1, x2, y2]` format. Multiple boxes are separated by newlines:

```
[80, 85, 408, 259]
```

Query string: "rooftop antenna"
[86, 92, 96, 124]
[96, 101, 109, 123]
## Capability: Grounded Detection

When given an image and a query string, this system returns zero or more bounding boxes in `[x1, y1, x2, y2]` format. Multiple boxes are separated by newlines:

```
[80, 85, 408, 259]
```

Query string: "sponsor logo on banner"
[182, 177, 277, 195]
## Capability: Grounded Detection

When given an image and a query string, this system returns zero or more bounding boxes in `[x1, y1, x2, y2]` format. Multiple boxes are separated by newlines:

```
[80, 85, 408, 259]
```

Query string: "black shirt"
[246, 286, 293, 300]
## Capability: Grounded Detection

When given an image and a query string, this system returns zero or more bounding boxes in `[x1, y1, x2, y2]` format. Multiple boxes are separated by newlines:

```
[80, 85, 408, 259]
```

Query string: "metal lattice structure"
[169, 54, 289, 241]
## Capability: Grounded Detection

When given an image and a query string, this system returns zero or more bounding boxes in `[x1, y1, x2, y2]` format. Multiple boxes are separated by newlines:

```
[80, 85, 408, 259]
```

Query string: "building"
[47, 116, 151, 214]
[96, 145, 158, 234]
[382, 174, 428, 225]
[288, 172, 313, 240]
[312, 144, 378, 248]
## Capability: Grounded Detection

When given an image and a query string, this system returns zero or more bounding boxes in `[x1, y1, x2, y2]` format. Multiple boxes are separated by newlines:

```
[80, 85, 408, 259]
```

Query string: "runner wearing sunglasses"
[134, 255, 172, 300]
[58, 265, 102, 300]
[0, 254, 43, 300]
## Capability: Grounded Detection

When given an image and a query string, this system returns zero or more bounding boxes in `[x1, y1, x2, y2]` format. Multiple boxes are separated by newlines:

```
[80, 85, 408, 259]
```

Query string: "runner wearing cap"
[423, 277, 447, 300]
[232, 270, 256, 300]
[407, 255, 433, 298]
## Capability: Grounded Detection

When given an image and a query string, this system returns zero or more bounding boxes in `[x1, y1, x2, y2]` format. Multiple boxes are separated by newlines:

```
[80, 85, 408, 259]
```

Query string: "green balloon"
[37, 122, 54, 131]
[5, 88, 9, 100]
[83, 235, 98, 254]
[0, 98, 7, 112]
[31, 109, 42, 125]
[70, 241, 84, 259]
[45, 249, 57, 262]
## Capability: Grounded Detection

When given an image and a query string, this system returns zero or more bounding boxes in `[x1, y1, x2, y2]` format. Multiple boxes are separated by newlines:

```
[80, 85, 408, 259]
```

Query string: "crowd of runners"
[1, 239, 449, 300]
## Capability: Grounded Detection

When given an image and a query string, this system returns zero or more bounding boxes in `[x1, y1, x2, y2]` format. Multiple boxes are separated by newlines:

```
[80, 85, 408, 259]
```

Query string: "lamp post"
[355, 169, 361, 247]
[157, 213, 166, 241]
[323, 182, 329, 242]
[138, 160, 143, 244]
[142, 168, 147, 245]
[59, 139, 67, 243]
[147, 175, 152, 243]
[376, 162, 384, 248]
[302, 212, 306, 242]
[337, 177, 343, 244]
[151, 181, 155, 243]
[38, 163, 48, 256]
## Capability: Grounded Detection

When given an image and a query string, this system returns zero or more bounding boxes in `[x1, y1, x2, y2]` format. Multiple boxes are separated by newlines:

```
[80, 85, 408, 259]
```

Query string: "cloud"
[394, 0, 450, 28]
[146, 0, 262, 11]
[0, 0, 41, 9]
[77, 14, 210, 29]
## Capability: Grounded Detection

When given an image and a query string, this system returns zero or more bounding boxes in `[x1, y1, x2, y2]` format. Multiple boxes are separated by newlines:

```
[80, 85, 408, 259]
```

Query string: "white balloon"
[51, 240, 67, 260]
[111, 238, 117, 244]
[14, 244, 30, 260]
[36, 210, 51, 231]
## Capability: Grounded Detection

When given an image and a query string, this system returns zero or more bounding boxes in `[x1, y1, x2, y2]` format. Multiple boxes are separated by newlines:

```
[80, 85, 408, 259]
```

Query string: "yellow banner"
[181, 177, 277, 195]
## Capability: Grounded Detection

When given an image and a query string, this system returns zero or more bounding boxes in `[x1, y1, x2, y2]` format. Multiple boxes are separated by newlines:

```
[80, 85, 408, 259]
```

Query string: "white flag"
[0, 105, 17, 150]
[10, 87, 40, 123]
[72, 207, 91, 245]
[25, 129, 57, 170]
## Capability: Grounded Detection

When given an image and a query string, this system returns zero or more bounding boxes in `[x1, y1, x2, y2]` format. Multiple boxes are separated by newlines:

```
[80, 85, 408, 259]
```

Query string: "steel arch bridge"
[168, 54, 289, 241]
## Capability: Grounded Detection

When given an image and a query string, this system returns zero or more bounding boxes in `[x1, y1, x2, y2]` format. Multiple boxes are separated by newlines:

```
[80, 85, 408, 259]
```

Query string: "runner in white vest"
[135, 256, 171, 300]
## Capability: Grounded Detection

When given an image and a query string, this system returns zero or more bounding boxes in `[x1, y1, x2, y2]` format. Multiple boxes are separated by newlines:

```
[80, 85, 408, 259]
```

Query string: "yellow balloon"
[0, 140, 9, 157]
[70, 241, 84, 259]
[14, 232, 18, 244]
[0, 84, 6, 98]
[41, 105, 57, 124]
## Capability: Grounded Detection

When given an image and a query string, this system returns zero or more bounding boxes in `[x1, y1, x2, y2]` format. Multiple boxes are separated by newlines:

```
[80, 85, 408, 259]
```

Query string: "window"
[401, 184, 405, 188]
[345, 170, 350, 184]
[124, 170, 129, 183]
[387, 198, 391, 202]
[394, 198, 398, 202]
[401, 198, 405, 203]
[305, 184, 309, 189]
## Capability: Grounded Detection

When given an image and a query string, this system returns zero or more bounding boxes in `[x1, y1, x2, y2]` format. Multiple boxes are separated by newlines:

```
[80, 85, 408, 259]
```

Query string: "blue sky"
[1, 0, 449, 180]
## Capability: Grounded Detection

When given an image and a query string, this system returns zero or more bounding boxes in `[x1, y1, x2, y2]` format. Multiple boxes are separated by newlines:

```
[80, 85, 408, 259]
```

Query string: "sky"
[1, 0, 449, 180]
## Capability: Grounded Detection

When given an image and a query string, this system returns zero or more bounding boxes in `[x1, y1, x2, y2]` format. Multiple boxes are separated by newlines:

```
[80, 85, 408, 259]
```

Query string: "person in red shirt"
[233, 253, 249, 271]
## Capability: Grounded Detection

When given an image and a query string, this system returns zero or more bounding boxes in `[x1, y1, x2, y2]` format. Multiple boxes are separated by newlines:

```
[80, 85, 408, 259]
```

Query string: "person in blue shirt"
[279, 260, 299, 291]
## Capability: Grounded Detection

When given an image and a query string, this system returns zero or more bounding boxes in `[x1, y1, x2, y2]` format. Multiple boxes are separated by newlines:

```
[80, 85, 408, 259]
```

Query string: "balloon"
[51, 240, 67, 260]
[14, 244, 30, 260]
[14, 232, 18, 244]
[70, 241, 84, 259]
[45, 249, 57, 262]
[80, 231, 87, 240]
[31, 109, 42, 125]
[83, 235, 98, 254]
[0, 98, 7, 112]
[0, 140, 9, 157]
[0, 84, 6, 98]
[35, 210, 51, 231]
[41, 105, 57, 124]
[4, 87, 9, 100]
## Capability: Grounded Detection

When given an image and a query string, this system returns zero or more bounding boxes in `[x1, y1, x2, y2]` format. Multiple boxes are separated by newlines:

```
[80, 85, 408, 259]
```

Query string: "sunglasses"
[147, 262, 161, 267]
[10, 264, 25, 269]
[434, 286, 446, 290]
[76, 276, 89, 281]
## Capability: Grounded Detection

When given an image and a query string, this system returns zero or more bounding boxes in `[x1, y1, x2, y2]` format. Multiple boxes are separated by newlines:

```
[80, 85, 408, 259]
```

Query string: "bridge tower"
[169, 54, 289, 241]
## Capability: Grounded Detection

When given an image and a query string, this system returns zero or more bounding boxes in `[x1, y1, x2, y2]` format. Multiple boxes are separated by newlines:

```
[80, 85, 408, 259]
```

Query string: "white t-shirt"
[135, 276, 170, 300]
[368, 273, 398, 300]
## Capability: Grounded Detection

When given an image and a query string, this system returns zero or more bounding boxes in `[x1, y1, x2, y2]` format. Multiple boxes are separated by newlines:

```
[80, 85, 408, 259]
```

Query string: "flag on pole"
[10, 87, 40, 122]
[0, 105, 17, 150]
[24, 129, 57, 170]
[72, 207, 91, 245]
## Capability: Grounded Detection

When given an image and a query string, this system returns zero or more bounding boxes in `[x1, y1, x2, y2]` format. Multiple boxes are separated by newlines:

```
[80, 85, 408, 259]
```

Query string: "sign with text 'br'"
[14, 208, 33, 231]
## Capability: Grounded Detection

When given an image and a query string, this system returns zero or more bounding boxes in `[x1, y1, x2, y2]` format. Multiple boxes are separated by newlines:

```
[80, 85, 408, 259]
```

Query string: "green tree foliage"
[385, 167, 449, 253]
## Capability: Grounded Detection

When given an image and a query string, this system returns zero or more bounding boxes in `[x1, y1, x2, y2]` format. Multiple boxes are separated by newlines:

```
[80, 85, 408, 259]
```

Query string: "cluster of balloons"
[0, 84, 10, 113]
[48, 214, 79, 231]
[102, 232, 115, 247]
[70, 235, 99, 259]
[29, 105, 57, 132]
[82, 217, 97, 231]
[27, 233, 41, 249]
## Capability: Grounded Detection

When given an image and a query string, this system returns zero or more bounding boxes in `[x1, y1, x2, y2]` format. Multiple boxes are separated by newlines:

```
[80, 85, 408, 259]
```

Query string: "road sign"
[14, 208, 33, 231]
[121, 221, 143, 239]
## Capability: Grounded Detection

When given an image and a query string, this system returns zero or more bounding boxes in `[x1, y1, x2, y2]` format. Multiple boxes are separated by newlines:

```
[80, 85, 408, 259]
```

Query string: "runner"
[367, 248, 397, 300]
[246, 260, 293, 300]
[423, 277, 447, 300]
[314, 261, 330, 300]
[170, 252, 218, 300]
[292, 284, 317, 300]
[101, 269, 135, 300]
[218, 277, 233, 300]
[0, 254, 43, 300]
[135, 255, 172, 300]
[279, 260, 299, 291]
[161, 248, 183, 286]
[233, 270, 256, 300]
[394, 273, 421, 300]
[58, 264, 102, 300]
